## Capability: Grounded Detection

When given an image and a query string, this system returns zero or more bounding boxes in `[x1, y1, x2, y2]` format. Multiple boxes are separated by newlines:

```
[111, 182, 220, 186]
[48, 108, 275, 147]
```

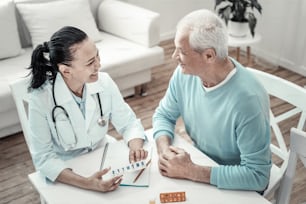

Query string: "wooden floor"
[1, 39, 305, 204]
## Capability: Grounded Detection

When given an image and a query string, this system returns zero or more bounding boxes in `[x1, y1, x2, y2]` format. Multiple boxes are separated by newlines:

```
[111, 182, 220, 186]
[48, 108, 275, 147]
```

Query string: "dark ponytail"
[28, 26, 88, 89]
[28, 42, 57, 89]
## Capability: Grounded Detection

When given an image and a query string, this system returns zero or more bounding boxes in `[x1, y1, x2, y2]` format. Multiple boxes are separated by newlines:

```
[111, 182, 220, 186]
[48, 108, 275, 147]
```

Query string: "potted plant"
[214, 0, 262, 37]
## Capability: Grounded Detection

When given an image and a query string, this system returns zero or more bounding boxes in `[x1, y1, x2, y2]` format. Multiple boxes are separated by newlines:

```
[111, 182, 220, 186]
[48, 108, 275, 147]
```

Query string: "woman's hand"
[128, 138, 148, 163]
[57, 167, 122, 192]
[86, 167, 122, 192]
[129, 148, 148, 163]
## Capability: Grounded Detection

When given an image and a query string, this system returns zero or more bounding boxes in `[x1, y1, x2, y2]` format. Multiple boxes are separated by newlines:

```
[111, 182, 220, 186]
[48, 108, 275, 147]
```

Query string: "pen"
[100, 142, 109, 170]
[133, 159, 152, 183]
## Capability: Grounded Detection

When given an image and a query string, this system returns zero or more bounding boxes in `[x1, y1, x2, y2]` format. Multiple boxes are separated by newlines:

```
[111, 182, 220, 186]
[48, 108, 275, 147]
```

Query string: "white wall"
[125, 0, 306, 76]
[253, 0, 306, 76]
[125, 0, 214, 41]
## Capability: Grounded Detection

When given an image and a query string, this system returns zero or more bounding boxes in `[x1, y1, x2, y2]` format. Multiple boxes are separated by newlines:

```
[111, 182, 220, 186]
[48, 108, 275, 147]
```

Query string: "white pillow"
[0, 0, 22, 59]
[16, 0, 102, 48]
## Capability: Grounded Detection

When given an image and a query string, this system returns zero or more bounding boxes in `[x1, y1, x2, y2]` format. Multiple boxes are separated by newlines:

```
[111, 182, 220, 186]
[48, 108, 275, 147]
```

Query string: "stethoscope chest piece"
[97, 117, 107, 127]
[96, 93, 106, 127]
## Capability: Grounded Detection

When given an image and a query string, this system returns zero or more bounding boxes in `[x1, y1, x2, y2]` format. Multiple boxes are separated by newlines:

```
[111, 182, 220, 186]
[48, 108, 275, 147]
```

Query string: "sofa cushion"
[0, 47, 31, 114]
[14, 0, 104, 48]
[15, 0, 102, 48]
[14, 0, 62, 48]
[0, 0, 22, 59]
[96, 32, 164, 78]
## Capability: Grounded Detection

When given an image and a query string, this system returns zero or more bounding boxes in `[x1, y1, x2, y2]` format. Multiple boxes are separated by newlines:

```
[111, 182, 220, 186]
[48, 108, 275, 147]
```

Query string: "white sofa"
[0, 0, 164, 138]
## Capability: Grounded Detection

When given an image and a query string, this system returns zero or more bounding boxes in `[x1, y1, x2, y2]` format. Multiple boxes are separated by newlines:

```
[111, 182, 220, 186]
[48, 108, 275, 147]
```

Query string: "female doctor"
[27, 26, 147, 192]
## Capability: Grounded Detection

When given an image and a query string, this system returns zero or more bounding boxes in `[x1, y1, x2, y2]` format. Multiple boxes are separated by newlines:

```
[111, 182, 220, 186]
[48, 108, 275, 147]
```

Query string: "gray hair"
[177, 9, 228, 59]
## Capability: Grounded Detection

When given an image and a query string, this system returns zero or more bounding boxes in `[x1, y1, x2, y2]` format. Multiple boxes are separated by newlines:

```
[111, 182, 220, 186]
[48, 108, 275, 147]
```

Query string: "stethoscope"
[96, 93, 107, 126]
[51, 80, 107, 149]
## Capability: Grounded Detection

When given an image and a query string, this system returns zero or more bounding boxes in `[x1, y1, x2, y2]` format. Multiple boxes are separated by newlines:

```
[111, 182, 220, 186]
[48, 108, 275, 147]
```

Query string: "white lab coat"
[28, 72, 145, 181]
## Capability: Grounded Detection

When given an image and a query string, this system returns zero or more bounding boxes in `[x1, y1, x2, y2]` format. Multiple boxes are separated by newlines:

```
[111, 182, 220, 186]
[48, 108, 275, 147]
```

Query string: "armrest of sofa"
[97, 0, 160, 47]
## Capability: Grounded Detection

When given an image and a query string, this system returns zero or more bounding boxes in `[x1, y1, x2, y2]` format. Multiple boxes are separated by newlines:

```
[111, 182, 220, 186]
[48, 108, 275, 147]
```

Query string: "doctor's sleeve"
[28, 92, 67, 182]
[104, 74, 146, 143]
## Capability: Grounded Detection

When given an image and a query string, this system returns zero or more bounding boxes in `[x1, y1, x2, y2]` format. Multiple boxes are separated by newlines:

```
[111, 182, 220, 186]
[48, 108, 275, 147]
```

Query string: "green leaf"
[248, 13, 257, 37]
[214, 0, 224, 10]
[250, 0, 262, 13]
[218, 5, 232, 25]
[214, 0, 262, 36]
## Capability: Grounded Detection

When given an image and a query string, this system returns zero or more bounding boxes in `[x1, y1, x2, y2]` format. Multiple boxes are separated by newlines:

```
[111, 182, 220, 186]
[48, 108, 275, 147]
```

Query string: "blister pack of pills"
[160, 191, 186, 203]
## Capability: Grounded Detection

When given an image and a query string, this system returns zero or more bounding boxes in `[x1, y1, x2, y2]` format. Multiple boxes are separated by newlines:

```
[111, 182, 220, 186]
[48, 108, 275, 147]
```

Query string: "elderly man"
[153, 9, 271, 193]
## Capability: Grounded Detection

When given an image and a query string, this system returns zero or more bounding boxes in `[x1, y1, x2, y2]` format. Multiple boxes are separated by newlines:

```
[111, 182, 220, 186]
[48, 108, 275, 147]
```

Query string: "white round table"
[228, 34, 261, 65]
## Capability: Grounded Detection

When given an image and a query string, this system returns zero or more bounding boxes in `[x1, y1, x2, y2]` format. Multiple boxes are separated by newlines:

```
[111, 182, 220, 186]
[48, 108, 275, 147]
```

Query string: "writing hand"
[87, 167, 122, 192]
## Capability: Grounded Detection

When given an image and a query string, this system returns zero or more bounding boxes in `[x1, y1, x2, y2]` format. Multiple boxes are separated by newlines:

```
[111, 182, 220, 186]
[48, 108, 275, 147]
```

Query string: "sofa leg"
[135, 84, 148, 96]
[140, 84, 148, 96]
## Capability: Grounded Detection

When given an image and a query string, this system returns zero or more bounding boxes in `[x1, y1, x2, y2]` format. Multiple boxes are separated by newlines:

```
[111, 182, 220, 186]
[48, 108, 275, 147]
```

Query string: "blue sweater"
[153, 61, 271, 191]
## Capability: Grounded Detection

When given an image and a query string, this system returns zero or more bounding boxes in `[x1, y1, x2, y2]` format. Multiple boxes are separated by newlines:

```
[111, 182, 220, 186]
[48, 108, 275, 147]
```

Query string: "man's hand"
[155, 135, 211, 183]
[158, 146, 211, 183]
[158, 146, 194, 179]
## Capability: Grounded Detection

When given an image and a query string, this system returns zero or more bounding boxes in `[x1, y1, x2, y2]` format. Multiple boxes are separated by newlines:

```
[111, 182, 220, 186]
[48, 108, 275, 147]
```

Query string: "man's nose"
[172, 49, 178, 59]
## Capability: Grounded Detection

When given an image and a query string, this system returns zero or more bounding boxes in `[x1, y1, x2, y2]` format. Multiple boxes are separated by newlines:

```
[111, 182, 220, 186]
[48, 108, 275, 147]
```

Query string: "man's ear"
[58, 64, 71, 78]
[203, 48, 216, 63]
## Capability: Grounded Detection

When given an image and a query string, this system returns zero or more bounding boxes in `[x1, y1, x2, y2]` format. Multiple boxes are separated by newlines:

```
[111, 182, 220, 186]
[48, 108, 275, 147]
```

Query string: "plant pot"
[228, 21, 249, 38]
